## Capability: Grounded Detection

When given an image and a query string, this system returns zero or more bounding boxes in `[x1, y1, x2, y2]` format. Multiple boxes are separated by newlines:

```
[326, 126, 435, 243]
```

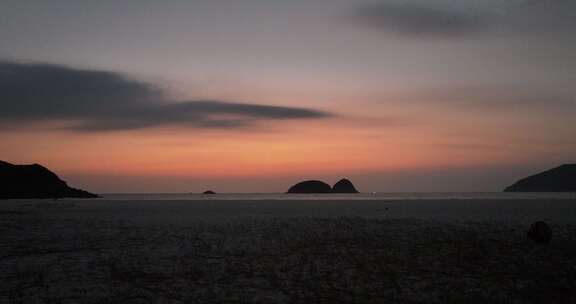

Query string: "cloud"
[392, 84, 576, 112]
[428, 85, 576, 112]
[353, 0, 576, 39]
[354, 3, 487, 38]
[0, 61, 332, 132]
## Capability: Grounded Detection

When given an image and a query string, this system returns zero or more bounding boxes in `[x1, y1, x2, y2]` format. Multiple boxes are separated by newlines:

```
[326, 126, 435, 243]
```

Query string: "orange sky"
[1, 0, 575, 192]
[2, 97, 572, 193]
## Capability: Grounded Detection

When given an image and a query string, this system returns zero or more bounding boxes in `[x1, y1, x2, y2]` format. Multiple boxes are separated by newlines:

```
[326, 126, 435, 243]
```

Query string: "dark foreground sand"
[1, 199, 576, 303]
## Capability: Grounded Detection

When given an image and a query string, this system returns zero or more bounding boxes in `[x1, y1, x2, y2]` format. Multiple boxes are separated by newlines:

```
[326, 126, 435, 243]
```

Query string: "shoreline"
[1, 198, 575, 224]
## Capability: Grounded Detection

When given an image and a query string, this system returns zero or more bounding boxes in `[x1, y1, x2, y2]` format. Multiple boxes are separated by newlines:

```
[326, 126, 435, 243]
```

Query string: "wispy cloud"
[354, 3, 487, 38]
[388, 84, 576, 113]
[0, 61, 332, 132]
[411, 85, 575, 110]
[352, 0, 576, 39]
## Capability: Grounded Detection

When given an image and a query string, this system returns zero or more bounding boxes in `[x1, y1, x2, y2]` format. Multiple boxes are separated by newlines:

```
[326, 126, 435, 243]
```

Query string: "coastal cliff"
[504, 164, 576, 192]
[0, 160, 99, 199]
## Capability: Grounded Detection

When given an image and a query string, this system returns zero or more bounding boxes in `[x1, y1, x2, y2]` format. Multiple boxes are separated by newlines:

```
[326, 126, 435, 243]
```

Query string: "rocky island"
[287, 180, 333, 193]
[287, 178, 360, 193]
[332, 178, 359, 193]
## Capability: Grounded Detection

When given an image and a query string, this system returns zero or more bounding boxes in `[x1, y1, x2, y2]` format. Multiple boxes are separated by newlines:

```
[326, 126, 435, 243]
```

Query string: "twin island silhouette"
[1, 160, 575, 199]
[287, 179, 359, 194]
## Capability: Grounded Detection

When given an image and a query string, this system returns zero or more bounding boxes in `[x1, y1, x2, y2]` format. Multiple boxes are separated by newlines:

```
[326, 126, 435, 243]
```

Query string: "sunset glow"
[1, 0, 575, 192]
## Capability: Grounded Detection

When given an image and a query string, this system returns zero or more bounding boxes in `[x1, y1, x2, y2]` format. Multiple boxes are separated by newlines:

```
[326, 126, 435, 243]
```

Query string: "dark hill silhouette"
[504, 164, 576, 192]
[203, 190, 216, 194]
[287, 180, 333, 193]
[0, 160, 98, 199]
[332, 178, 359, 193]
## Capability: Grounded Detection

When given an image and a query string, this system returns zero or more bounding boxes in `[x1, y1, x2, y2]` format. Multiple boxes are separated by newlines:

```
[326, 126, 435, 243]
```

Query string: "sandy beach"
[1, 198, 575, 303]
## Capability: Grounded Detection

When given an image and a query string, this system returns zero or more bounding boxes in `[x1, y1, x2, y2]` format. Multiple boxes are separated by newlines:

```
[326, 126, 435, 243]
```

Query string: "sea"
[5, 192, 575, 224]
[100, 192, 576, 201]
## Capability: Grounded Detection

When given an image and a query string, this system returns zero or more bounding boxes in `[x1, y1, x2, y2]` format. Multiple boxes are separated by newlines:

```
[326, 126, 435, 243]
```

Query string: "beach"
[1, 197, 576, 303]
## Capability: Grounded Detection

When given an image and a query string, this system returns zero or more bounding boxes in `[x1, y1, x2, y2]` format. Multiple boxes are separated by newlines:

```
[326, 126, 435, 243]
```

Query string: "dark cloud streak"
[354, 3, 487, 38]
[353, 0, 576, 39]
[0, 61, 332, 132]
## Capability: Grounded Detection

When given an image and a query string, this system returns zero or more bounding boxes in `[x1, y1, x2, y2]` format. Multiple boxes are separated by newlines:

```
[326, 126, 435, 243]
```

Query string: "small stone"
[527, 221, 552, 244]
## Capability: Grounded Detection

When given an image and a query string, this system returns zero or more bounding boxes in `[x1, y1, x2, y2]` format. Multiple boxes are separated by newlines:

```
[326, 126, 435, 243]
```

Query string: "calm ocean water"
[101, 192, 576, 201]
[4, 192, 575, 223]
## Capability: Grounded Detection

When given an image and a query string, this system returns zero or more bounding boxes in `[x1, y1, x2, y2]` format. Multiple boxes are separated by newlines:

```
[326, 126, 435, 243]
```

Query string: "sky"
[1, 0, 575, 193]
